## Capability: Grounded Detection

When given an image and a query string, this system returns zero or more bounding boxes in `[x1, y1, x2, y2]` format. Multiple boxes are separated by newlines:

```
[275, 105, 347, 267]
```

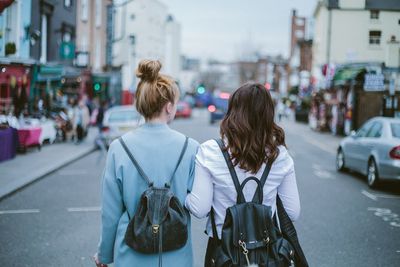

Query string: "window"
[370, 10, 379, 20]
[357, 121, 374, 137]
[391, 123, 400, 138]
[63, 32, 71, 42]
[366, 122, 383, 138]
[64, 0, 72, 8]
[95, 0, 102, 27]
[369, 31, 381, 45]
[81, 0, 88, 22]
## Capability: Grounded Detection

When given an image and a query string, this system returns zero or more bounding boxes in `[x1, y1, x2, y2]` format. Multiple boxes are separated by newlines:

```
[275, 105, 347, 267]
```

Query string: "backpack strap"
[165, 136, 189, 188]
[118, 137, 153, 187]
[214, 138, 246, 203]
[251, 161, 273, 203]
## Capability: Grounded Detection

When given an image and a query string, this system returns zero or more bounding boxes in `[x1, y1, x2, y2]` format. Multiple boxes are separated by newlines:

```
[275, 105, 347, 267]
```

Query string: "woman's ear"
[166, 102, 173, 114]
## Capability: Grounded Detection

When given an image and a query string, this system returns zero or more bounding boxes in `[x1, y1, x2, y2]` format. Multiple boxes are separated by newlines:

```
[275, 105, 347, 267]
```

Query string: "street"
[0, 110, 399, 267]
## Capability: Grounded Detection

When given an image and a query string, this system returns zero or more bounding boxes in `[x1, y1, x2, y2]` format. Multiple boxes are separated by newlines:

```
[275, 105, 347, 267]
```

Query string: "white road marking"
[0, 209, 40, 215]
[312, 163, 323, 170]
[372, 193, 400, 200]
[368, 207, 400, 228]
[314, 170, 335, 179]
[302, 135, 335, 155]
[67, 206, 101, 212]
[362, 190, 378, 201]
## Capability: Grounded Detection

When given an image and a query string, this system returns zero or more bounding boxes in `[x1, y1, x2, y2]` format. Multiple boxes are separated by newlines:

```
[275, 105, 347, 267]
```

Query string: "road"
[0, 109, 399, 267]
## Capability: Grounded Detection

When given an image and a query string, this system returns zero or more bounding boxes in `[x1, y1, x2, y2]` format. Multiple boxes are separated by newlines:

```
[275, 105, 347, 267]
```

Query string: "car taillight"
[389, 146, 400, 159]
[101, 126, 110, 132]
[208, 105, 216, 113]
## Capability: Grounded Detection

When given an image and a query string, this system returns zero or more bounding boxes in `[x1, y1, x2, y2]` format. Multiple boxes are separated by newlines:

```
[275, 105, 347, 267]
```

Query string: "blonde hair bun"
[136, 59, 162, 82]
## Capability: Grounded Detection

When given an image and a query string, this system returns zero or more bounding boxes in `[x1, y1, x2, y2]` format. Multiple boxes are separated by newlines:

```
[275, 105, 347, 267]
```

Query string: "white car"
[101, 106, 145, 147]
[336, 117, 400, 188]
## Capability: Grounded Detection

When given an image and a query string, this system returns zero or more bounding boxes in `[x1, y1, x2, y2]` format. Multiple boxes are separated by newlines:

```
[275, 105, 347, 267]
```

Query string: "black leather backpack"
[211, 139, 308, 267]
[118, 136, 189, 267]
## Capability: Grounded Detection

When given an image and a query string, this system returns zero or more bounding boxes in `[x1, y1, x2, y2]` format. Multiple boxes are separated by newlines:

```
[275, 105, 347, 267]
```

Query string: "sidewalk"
[0, 128, 97, 200]
[279, 119, 342, 155]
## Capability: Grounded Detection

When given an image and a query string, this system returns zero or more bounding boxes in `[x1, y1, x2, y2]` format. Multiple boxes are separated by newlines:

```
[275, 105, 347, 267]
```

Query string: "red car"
[175, 101, 192, 118]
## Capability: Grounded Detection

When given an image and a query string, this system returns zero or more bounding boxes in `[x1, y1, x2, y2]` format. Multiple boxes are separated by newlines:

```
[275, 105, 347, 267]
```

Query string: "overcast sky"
[161, 0, 318, 61]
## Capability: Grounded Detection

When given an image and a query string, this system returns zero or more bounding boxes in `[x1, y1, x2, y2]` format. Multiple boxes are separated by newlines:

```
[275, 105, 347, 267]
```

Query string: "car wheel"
[336, 148, 346, 172]
[367, 158, 379, 188]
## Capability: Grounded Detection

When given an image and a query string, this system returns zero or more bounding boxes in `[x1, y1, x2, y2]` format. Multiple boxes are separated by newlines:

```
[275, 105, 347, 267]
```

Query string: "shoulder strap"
[166, 136, 189, 187]
[251, 161, 273, 202]
[118, 137, 153, 186]
[214, 138, 245, 203]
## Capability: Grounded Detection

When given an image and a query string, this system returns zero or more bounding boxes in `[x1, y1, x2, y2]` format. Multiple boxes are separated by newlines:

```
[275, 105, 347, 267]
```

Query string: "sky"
[161, 0, 318, 62]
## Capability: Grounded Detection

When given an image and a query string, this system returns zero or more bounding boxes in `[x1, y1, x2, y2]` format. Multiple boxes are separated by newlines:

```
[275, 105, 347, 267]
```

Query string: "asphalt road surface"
[0, 109, 399, 267]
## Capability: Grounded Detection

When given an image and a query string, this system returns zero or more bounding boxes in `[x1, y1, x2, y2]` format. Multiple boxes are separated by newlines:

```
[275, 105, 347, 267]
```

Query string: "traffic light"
[197, 85, 205, 94]
[94, 82, 101, 92]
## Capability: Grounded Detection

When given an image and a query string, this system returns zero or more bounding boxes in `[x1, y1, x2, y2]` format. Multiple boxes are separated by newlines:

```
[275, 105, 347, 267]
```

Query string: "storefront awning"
[333, 67, 365, 86]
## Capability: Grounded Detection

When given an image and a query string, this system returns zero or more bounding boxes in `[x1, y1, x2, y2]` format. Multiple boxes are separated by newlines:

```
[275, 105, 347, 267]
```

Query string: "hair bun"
[136, 59, 162, 82]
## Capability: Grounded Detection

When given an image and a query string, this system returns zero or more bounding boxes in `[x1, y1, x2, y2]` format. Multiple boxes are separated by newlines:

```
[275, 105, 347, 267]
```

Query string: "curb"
[0, 146, 97, 201]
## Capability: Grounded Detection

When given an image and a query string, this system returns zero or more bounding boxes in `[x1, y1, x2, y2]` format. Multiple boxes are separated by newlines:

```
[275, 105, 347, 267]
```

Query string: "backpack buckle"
[152, 224, 160, 234]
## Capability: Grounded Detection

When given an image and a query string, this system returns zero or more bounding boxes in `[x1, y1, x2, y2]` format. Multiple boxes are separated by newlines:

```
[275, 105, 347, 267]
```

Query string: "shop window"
[369, 31, 381, 45]
[64, 0, 72, 8]
[0, 84, 8, 98]
[81, 0, 88, 22]
[370, 10, 379, 20]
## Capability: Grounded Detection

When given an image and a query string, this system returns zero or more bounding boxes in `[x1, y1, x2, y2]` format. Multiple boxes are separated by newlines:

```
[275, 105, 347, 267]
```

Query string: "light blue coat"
[98, 123, 199, 266]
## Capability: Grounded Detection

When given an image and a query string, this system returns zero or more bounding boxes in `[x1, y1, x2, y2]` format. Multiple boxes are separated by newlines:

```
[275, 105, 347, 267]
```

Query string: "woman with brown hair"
[185, 82, 301, 266]
[94, 60, 199, 267]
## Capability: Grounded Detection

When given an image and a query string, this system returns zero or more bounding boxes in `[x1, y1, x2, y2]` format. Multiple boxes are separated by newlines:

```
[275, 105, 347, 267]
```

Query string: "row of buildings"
[225, 0, 400, 135]
[0, 0, 181, 116]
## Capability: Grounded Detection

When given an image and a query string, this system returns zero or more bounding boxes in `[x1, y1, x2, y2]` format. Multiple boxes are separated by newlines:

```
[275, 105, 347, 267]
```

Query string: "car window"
[391, 123, 400, 138]
[366, 122, 383, 138]
[108, 111, 141, 123]
[356, 121, 374, 137]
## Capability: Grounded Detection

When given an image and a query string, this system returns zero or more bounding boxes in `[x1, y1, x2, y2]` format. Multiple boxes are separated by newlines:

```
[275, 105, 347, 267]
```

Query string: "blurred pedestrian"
[96, 100, 107, 131]
[74, 100, 90, 143]
[94, 60, 199, 267]
[277, 99, 285, 122]
[185, 83, 307, 266]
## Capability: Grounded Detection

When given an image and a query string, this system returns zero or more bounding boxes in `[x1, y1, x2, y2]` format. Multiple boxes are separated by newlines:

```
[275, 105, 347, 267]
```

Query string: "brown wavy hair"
[220, 83, 286, 173]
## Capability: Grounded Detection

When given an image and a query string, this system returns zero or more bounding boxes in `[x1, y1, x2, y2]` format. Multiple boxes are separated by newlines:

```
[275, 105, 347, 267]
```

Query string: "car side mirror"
[350, 130, 357, 138]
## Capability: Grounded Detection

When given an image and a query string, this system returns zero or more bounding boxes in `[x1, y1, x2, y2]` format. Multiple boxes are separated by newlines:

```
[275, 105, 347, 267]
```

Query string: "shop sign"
[364, 74, 384, 91]
[60, 42, 75, 60]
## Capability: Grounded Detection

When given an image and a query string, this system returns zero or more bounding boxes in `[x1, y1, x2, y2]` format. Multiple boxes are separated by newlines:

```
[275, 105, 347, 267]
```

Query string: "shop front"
[310, 63, 400, 135]
[0, 60, 34, 116]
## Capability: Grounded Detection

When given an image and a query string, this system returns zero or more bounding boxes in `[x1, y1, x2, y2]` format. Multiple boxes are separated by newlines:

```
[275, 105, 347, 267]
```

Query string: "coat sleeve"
[97, 142, 123, 264]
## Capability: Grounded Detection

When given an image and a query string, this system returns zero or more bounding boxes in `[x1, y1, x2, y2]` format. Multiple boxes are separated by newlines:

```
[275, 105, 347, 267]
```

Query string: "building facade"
[313, 0, 400, 70]
[112, 0, 181, 92]
[30, 0, 77, 64]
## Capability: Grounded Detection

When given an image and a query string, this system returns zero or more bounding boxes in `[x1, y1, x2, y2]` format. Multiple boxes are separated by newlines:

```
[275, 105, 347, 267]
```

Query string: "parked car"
[101, 106, 145, 147]
[208, 92, 230, 124]
[336, 117, 400, 188]
[175, 101, 192, 118]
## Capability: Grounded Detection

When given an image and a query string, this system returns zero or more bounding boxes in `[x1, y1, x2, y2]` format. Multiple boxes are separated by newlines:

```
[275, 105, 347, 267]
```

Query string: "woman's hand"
[93, 253, 108, 267]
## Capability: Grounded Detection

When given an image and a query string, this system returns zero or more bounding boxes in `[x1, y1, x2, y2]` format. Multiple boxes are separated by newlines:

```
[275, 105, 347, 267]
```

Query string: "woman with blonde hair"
[94, 60, 199, 267]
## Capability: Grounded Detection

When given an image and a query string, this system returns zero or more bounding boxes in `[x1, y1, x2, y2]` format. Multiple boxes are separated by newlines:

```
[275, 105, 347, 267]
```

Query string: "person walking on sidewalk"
[74, 100, 90, 143]
[185, 83, 305, 266]
[94, 60, 199, 267]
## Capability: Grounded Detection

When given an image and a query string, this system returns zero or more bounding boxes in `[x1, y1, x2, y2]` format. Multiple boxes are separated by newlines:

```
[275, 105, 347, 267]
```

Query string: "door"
[346, 120, 373, 170]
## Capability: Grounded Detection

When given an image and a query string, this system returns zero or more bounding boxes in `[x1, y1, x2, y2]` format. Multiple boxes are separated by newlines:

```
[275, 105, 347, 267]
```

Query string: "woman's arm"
[97, 143, 123, 264]
[277, 154, 300, 221]
[185, 145, 213, 219]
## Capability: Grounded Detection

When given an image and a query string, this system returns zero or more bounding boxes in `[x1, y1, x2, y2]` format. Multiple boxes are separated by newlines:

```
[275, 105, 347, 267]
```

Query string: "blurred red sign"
[0, 0, 15, 13]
